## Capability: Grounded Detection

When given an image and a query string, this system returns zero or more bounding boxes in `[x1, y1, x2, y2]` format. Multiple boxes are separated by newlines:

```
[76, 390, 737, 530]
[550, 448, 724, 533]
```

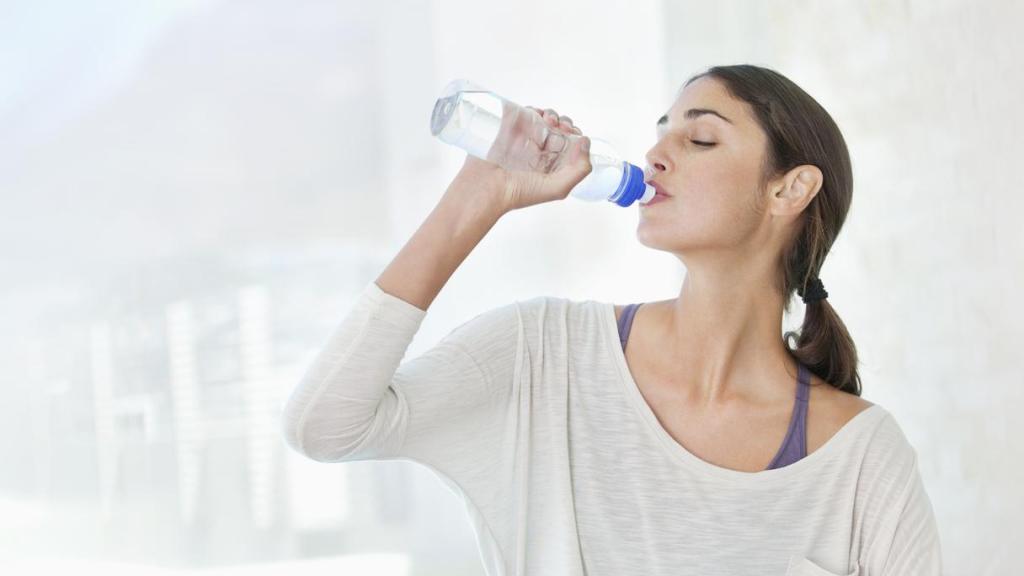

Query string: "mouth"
[649, 181, 672, 198]
[638, 182, 671, 204]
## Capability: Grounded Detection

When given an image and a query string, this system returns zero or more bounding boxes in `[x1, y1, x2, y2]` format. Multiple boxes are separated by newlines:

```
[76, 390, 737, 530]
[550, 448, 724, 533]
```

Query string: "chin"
[637, 224, 680, 252]
[636, 221, 708, 255]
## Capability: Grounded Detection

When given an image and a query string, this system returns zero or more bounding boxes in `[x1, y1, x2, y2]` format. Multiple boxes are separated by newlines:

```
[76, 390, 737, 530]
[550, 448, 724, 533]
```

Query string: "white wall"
[660, 2, 1022, 574]
[0, 0, 1013, 574]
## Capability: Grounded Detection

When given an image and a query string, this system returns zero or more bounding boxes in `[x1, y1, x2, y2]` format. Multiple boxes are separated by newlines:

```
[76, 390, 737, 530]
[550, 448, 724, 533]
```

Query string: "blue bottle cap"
[607, 162, 655, 207]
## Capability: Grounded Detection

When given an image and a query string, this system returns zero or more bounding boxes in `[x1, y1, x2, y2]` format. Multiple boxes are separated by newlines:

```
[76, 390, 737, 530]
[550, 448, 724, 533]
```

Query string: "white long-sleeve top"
[280, 281, 944, 576]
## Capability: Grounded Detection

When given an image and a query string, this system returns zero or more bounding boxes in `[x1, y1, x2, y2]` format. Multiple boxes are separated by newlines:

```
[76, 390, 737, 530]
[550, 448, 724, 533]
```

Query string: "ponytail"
[683, 65, 862, 396]
[784, 293, 862, 396]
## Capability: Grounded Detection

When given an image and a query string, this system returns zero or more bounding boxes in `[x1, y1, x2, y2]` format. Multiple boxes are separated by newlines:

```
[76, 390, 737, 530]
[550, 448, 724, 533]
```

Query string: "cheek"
[679, 170, 750, 223]
[639, 172, 761, 248]
[689, 156, 764, 223]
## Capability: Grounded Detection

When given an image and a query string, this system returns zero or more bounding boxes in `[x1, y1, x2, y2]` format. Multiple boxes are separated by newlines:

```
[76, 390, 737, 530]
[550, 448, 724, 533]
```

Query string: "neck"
[651, 267, 796, 410]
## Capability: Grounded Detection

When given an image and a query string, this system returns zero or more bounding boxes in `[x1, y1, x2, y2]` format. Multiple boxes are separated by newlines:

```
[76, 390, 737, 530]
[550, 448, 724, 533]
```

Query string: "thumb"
[573, 135, 591, 167]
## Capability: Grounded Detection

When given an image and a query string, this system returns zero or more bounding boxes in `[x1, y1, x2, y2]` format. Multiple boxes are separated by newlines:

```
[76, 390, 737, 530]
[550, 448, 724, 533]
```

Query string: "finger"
[526, 106, 571, 127]
[542, 130, 567, 155]
[547, 136, 593, 195]
[529, 106, 560, 131]
[525, 106, 546, 122]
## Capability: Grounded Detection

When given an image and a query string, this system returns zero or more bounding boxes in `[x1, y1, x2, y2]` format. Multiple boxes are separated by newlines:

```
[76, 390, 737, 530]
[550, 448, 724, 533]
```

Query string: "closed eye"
[692, 140, 715, 147]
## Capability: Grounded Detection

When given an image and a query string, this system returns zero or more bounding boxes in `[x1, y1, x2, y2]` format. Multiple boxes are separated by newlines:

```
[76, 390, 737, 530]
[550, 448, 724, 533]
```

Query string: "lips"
[640, 178, 673, 207]
[649, 181, 672, 198]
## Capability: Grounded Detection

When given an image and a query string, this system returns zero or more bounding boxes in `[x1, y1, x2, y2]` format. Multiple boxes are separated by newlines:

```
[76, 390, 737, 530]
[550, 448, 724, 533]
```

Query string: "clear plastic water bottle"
[430, 79, 655, 207]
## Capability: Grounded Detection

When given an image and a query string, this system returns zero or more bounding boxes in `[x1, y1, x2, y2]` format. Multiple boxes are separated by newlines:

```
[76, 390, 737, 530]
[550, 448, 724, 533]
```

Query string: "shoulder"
[840, 402, 922, 494]
[510, 295, 617, 346]
[846, 404, 930, 524]
[516, 294, 604, 320]
[469, 295, 573, 342]
[861, 404, 918, 461]
[839, 405, 941, 571]
[451, 294, 567, 328]
[807, 384, 877, 455]
[436, 300, 525, 358]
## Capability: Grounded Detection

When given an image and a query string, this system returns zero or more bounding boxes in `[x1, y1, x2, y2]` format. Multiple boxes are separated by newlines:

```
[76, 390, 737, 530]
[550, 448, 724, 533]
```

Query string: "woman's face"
[639, 76, 773, 258]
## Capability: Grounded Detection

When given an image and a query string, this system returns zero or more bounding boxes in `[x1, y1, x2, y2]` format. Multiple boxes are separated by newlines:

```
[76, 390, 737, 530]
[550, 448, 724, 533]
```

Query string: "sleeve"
[279, 280, 523, 474]
[861, 451, 945, 576]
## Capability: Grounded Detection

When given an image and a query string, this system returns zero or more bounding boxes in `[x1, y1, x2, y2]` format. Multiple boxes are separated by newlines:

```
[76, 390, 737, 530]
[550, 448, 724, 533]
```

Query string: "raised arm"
[280, 163, 510, 462]
[376, 159, 509, 312]
[280, 105, 591, 464]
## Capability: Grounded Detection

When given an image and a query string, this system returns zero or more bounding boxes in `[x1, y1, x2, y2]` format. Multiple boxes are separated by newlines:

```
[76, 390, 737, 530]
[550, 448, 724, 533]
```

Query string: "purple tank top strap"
[796, 363, 811, 402]
[765, 363, 812, 469]
[617, 303, 643, 351]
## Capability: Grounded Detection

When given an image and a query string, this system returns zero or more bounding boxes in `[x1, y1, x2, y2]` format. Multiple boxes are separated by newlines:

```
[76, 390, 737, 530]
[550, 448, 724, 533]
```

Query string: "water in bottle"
[430, 79, 655, 207]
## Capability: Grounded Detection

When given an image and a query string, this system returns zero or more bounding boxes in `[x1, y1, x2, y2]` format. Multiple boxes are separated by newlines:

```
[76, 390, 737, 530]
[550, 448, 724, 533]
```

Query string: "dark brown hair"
[683, 64, 861, 396]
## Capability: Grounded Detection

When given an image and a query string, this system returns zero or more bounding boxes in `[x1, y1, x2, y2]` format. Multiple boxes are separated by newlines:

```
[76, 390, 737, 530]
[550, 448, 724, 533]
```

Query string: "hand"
[458, 105, 593, 213]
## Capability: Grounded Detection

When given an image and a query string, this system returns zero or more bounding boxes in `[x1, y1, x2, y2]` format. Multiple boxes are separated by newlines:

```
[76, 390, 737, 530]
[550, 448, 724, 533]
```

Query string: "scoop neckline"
[600, 300, 885, 485]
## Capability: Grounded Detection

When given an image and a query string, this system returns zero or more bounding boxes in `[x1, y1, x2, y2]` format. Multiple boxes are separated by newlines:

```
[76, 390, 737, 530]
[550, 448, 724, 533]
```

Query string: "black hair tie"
[798, 276, 828, 304]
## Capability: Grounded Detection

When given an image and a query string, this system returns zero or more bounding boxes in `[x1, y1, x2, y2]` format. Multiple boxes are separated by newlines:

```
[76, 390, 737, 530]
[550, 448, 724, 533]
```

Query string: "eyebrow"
[657, 108, 734, 127]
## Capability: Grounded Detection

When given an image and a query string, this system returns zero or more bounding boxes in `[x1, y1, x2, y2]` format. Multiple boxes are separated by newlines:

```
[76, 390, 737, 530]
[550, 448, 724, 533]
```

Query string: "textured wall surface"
[2, 1, 1016, 574]
[659, 2, 1022, 574]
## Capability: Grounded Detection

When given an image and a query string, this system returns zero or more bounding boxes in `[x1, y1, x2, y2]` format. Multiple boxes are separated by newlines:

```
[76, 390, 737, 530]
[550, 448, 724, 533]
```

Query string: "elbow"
[280, 413, 336, 463]
[279, 393, 329, 462]
[279, 368, 399, 463]
[279, 402, 311, 459]
[279, 394, 369, 463]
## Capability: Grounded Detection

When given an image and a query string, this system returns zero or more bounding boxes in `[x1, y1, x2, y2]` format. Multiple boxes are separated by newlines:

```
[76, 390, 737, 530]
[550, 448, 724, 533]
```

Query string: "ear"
[771, 164, 823, 213]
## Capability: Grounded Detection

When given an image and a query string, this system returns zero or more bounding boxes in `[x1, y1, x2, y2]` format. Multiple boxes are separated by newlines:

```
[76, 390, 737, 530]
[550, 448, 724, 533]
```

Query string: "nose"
[644, 146, 669, 181]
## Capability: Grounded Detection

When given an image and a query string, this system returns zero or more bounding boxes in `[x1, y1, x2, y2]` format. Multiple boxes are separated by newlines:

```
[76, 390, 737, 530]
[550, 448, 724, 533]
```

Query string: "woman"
[281, 64, 943, 575]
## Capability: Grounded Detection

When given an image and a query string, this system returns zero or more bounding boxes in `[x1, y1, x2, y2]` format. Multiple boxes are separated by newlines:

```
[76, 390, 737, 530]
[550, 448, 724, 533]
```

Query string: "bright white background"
[1, 1, 1019, 575]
